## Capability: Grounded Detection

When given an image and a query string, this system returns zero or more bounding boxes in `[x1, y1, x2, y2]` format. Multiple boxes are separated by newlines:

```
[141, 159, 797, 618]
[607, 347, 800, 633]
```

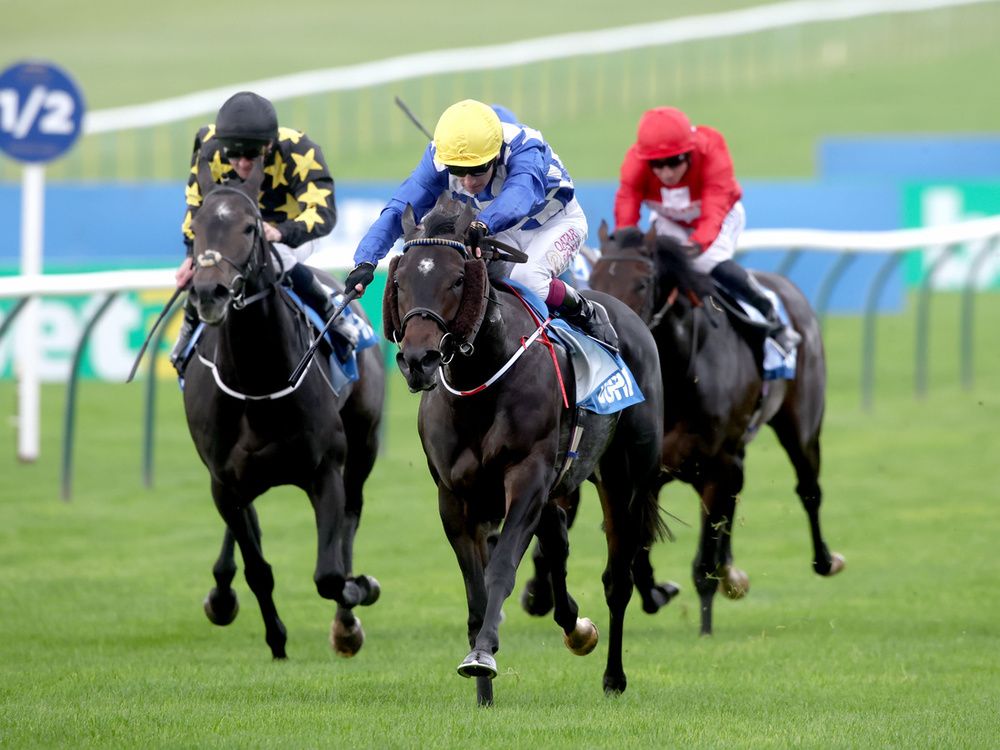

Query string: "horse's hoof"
[603, 672, 627, 695]
[520, 579, 554, 617]
[827, 552, 846, 576]
[641, 581, 681, 613]
[563, 617, 599, 656]
[203, 587, 239, 626]
[330, 616, 365, 657]
[355, 575, 381, 606]
[719, 567, 750, 599]
[457, 650, 497, 679]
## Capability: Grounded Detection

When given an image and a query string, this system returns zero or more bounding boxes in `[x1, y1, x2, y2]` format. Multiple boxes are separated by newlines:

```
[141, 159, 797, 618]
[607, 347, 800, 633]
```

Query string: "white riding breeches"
[271, 239, 318, 273]
[491, 197, 589, 299]
[652, 200, 746, 274]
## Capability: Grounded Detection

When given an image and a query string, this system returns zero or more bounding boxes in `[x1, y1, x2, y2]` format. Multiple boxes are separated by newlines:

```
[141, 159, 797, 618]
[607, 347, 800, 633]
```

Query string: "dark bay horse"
[589, 223, 844, 636]
[384, 198, 665, 705]
[183, 157, 384, 659]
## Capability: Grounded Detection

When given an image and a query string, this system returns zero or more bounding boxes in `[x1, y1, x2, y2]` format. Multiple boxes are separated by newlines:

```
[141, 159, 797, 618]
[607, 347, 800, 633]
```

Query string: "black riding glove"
[344, 262, 376, 295]
[463, 220, 489, 257]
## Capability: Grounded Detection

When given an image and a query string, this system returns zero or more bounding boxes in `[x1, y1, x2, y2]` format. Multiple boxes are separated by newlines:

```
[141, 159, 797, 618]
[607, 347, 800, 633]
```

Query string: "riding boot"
[710, 260, 801, 353]
[553, 283, 619, 350]
[169, 295, 199, 373]
[288, 263, 359, 360]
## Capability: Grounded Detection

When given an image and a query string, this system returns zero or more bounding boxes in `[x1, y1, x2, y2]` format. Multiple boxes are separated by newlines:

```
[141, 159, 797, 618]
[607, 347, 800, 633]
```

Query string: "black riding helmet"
[214, 91, 278, 152]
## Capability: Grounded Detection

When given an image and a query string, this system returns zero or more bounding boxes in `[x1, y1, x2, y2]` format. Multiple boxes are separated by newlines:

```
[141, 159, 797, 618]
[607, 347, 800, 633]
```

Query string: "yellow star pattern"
[275, 193, 302, 219]
[205, 125, 216, 140]
[208, 149, 233, 182]
[278, 127, 302, 145]
[290, 147, 322, 181]
[296, 182, 331, 208]
[294, 206, 325, 232]
[185, 181, 202, 208]
[264, 151, 289, 191]
[182, 210, 194, 240]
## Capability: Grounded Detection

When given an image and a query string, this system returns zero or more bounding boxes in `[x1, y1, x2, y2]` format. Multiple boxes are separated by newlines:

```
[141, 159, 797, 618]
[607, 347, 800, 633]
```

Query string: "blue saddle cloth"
[178, 289, 378, 394]
[498, 279, 645, 415]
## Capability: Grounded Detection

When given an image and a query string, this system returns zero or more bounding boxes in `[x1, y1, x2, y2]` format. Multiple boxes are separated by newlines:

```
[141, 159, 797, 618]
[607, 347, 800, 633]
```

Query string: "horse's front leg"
[461, 460, 548, 677]
[211, 481, 287, 659]
[438, 484, 494, 706]
[308, 457, 379, 657]
[520, 489, 581, 617]
[204, 527, 240, 626]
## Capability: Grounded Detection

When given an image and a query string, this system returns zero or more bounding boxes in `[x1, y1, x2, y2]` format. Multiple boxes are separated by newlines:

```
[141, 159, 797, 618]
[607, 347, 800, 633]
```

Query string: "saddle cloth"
[735, 276, 797, 382]
[498, 279, 645, 415]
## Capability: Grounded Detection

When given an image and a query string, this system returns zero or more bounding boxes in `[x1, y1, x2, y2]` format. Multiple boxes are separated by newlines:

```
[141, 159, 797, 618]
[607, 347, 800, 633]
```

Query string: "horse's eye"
[453, 276, 464, 290]
[243, 224, 255, 235]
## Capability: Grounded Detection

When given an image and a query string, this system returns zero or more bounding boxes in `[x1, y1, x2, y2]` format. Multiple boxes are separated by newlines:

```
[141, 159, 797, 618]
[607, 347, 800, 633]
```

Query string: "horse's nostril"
[420, 351, 442, 371]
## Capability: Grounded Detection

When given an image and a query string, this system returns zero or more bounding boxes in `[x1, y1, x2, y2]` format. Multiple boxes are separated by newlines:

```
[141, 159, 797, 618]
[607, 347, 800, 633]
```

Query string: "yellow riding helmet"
[433, 100, 503, 167]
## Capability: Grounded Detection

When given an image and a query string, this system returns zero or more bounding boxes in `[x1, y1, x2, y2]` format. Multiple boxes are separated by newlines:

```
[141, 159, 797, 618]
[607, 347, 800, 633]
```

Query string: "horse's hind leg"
[204, 527, 239, 626]
[520, 489, 581, 617]
[212, 482, 287, 659]
[770, 410, 845, 577]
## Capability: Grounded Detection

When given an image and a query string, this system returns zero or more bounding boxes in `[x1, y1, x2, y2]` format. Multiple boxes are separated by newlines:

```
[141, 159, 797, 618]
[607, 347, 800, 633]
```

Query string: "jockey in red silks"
[614, 107, 800, 353]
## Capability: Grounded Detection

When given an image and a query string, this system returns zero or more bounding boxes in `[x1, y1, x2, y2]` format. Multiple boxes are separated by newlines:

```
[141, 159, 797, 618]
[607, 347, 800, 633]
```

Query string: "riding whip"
[393, 96, 434, 140]
[287, 289, 359, 385]
[125, 285, 184, 383]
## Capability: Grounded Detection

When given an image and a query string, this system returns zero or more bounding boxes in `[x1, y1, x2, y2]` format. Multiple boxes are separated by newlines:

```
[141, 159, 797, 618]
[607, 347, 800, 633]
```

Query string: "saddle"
[708, 279, 797, 382]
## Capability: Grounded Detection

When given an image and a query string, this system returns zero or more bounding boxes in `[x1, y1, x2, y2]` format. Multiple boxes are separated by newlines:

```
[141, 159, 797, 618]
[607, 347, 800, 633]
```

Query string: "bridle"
[397, 237, 479, 364]
[193, 186, 282, 310]
[595, 248, 660, 326]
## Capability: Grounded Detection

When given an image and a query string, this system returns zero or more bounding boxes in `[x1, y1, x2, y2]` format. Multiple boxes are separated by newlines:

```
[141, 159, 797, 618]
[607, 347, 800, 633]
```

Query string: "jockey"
[614, 106, 800, 353]
[345, 98, 618, 348]
[171, 91, 357, 368]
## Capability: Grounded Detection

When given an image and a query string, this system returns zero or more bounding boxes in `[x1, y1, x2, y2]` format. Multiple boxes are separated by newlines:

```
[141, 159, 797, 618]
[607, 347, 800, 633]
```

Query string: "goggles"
[649, 153, 690, 169]
[447, 159, 494, 178]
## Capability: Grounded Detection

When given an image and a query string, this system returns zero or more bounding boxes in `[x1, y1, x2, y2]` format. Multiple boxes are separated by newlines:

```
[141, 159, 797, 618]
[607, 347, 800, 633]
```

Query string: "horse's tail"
[635, 484, 673, 548]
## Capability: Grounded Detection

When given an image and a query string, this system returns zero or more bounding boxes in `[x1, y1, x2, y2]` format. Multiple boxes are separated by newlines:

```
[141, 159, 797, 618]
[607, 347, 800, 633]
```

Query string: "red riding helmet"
[634, 107, 696, 161]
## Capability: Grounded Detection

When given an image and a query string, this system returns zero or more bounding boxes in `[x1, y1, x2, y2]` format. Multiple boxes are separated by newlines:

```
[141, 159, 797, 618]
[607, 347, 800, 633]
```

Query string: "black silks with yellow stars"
[180, 124, 337, 253]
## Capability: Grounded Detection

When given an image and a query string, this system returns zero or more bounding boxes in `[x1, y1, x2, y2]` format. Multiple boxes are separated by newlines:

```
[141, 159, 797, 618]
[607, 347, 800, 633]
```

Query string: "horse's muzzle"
[396, 347, 442, 392]
[192, 282, 231, 326]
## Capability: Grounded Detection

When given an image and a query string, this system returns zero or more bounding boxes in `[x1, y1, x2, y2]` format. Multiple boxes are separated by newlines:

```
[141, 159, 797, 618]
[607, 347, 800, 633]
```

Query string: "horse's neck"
[440, 292, 529, 390]
[214, 290, 302, 384]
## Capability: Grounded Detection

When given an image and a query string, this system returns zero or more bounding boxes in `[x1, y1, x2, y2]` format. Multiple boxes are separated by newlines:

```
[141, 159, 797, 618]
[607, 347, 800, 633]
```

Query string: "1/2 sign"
[0, 61, 85, 163]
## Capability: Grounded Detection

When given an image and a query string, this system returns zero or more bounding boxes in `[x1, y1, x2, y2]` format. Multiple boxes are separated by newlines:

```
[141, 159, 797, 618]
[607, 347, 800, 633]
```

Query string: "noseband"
[397, 237, 480, 363]
[194, 187, 278, 309]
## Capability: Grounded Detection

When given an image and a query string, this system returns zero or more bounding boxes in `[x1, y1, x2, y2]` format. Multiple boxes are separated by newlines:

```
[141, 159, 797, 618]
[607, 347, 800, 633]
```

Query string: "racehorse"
[384, 197, 665, 705]
[588, 222, 844, 636]
[182, 156, 385, 659]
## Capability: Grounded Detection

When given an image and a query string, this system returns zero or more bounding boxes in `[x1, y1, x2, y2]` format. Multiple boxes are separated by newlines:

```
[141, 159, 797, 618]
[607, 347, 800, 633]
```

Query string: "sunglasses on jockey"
[648, 152, 690, 169]
[446, 158, 495, 178]
[223, 142, 269, 161]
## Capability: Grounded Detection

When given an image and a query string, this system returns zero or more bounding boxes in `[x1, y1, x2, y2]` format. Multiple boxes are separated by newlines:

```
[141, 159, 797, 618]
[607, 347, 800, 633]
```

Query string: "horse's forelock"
[610, 227, 646, 251]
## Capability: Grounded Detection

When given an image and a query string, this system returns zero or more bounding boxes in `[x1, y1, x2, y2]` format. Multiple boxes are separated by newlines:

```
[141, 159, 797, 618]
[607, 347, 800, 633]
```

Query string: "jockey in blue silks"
[344, 99, 618, 348]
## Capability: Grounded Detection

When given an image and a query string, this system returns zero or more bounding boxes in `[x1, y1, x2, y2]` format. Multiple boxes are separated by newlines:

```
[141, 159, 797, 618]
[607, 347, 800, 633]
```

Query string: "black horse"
[384, 198, 665, 705]
[589, 223, 844, 636]
[183, 157, 384, 658]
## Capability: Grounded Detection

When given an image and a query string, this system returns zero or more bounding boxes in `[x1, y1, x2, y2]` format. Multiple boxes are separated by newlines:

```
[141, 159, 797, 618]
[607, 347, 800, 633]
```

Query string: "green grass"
[1, 292, 998, 747]
[3, 1, 1000, 181]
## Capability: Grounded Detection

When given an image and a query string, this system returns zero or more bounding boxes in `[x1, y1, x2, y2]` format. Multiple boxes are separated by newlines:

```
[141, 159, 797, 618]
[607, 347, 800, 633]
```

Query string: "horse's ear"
[239, 156, 266, 201]
[455, 201, 477, 238]
[598, 219, 609, 245]
[196, 152, 216, 200]
[451, 259, 489, 344]
[401, 204, 418, 239]
[382, 255, 403, 341]
[641, 224, 659, 258]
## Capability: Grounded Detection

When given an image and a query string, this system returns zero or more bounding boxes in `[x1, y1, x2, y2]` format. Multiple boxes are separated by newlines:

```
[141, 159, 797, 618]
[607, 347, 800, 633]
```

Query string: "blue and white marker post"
[0, 61, 85, 461]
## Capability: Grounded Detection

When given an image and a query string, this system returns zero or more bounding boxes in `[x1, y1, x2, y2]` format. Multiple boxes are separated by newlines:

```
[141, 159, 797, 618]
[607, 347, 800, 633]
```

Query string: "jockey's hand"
[176, 257, 195, 289]
[344, 262, 376, 297]
[463, 220, 489, 259]
[263, 223, 282, 243]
